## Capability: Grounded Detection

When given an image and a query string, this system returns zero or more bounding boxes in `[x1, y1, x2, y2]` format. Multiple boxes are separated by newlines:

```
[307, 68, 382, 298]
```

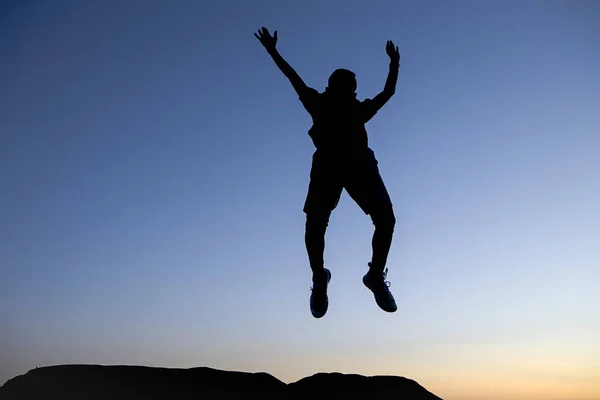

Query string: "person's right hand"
[254, 27, 278, 52]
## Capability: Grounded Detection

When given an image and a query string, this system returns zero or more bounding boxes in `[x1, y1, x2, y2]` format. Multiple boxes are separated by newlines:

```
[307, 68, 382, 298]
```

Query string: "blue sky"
[1, 1, 599, 399]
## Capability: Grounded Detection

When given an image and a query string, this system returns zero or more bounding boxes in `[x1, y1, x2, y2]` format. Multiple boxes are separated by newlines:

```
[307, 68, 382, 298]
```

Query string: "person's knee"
[371, 206, 396, 231]
[305, 211, 331, 233]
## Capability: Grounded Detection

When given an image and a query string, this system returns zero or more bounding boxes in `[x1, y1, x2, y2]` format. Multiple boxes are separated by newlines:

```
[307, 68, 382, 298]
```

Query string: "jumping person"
[255, 27, 400, 318]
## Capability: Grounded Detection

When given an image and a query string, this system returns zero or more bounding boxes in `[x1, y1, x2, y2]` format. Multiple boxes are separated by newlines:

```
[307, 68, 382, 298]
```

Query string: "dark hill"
[0, 365, 443, 400]
[289, 372, 443, 400]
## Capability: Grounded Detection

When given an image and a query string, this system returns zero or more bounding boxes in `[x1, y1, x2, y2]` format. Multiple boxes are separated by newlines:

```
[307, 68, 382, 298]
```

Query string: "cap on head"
[327, 68, 357, 95]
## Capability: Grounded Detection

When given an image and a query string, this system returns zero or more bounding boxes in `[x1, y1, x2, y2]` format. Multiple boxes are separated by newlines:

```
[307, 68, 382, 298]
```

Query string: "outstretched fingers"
[254, 26, 278, 48]
[259, 27, 272, 38]
[386, 40, 400, 62]
[254, 27, 267, 40]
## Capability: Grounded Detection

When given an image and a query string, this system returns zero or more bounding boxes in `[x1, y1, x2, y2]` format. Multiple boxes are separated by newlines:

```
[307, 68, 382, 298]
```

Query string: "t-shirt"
[298, 87, 379, 153]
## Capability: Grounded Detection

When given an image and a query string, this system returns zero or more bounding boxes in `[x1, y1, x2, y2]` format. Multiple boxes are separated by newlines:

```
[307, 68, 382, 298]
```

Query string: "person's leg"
[303, 152, 343, 318]
[303, 153, 343, 281]
[345, 150, 397, 312]
[345, 150, 395, 271]
[368, 204, 396, 273]
[305, 210, 332, 282]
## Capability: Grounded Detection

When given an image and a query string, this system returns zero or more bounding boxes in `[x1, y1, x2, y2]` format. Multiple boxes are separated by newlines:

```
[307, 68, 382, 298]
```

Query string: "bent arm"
[267, 48, 310, 97]
[370, 61, 400, 111]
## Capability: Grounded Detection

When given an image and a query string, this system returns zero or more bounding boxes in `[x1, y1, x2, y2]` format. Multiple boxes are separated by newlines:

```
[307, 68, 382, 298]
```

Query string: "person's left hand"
[386, 40, 400, 64]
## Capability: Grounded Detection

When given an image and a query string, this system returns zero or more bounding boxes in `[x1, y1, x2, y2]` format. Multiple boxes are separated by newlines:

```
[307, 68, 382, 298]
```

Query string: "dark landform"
[0, 364, 444, 399]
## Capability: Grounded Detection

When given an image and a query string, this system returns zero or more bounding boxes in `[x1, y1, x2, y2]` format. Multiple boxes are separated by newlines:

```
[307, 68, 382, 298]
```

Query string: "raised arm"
[370, 41, 400, 111]
[254, 27, 310, 98]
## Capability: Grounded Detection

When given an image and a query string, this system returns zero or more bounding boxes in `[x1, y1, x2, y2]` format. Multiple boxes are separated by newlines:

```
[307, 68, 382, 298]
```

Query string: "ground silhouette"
[0, 364, 443, 400]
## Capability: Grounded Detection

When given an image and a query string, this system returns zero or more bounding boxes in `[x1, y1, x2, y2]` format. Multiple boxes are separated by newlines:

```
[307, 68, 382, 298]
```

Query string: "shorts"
[303, 148, 393, 216]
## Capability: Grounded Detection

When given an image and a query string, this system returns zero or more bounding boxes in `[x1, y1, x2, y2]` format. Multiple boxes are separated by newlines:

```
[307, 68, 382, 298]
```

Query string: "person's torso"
[307, 92, 369, 153]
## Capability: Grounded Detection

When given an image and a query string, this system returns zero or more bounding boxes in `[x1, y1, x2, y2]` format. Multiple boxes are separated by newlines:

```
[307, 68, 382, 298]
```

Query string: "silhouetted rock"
[0, 365, 443, 400]
[289, 372, 443, 400]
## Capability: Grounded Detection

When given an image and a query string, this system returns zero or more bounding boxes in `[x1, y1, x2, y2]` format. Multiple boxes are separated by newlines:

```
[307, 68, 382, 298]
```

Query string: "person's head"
[326, 69, 357, 97]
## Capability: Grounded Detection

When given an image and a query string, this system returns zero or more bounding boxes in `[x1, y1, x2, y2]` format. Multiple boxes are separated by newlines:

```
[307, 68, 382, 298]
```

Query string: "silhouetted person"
[255, 27, 399, 318]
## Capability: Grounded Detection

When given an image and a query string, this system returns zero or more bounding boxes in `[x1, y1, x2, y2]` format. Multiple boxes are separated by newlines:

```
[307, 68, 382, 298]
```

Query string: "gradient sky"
[1, 1, 599, 399]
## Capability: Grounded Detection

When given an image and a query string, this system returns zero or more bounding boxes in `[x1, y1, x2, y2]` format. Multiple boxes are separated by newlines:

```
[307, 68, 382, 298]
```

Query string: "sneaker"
[310, 268, 331, 318]
[363, 263, 397, 312]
